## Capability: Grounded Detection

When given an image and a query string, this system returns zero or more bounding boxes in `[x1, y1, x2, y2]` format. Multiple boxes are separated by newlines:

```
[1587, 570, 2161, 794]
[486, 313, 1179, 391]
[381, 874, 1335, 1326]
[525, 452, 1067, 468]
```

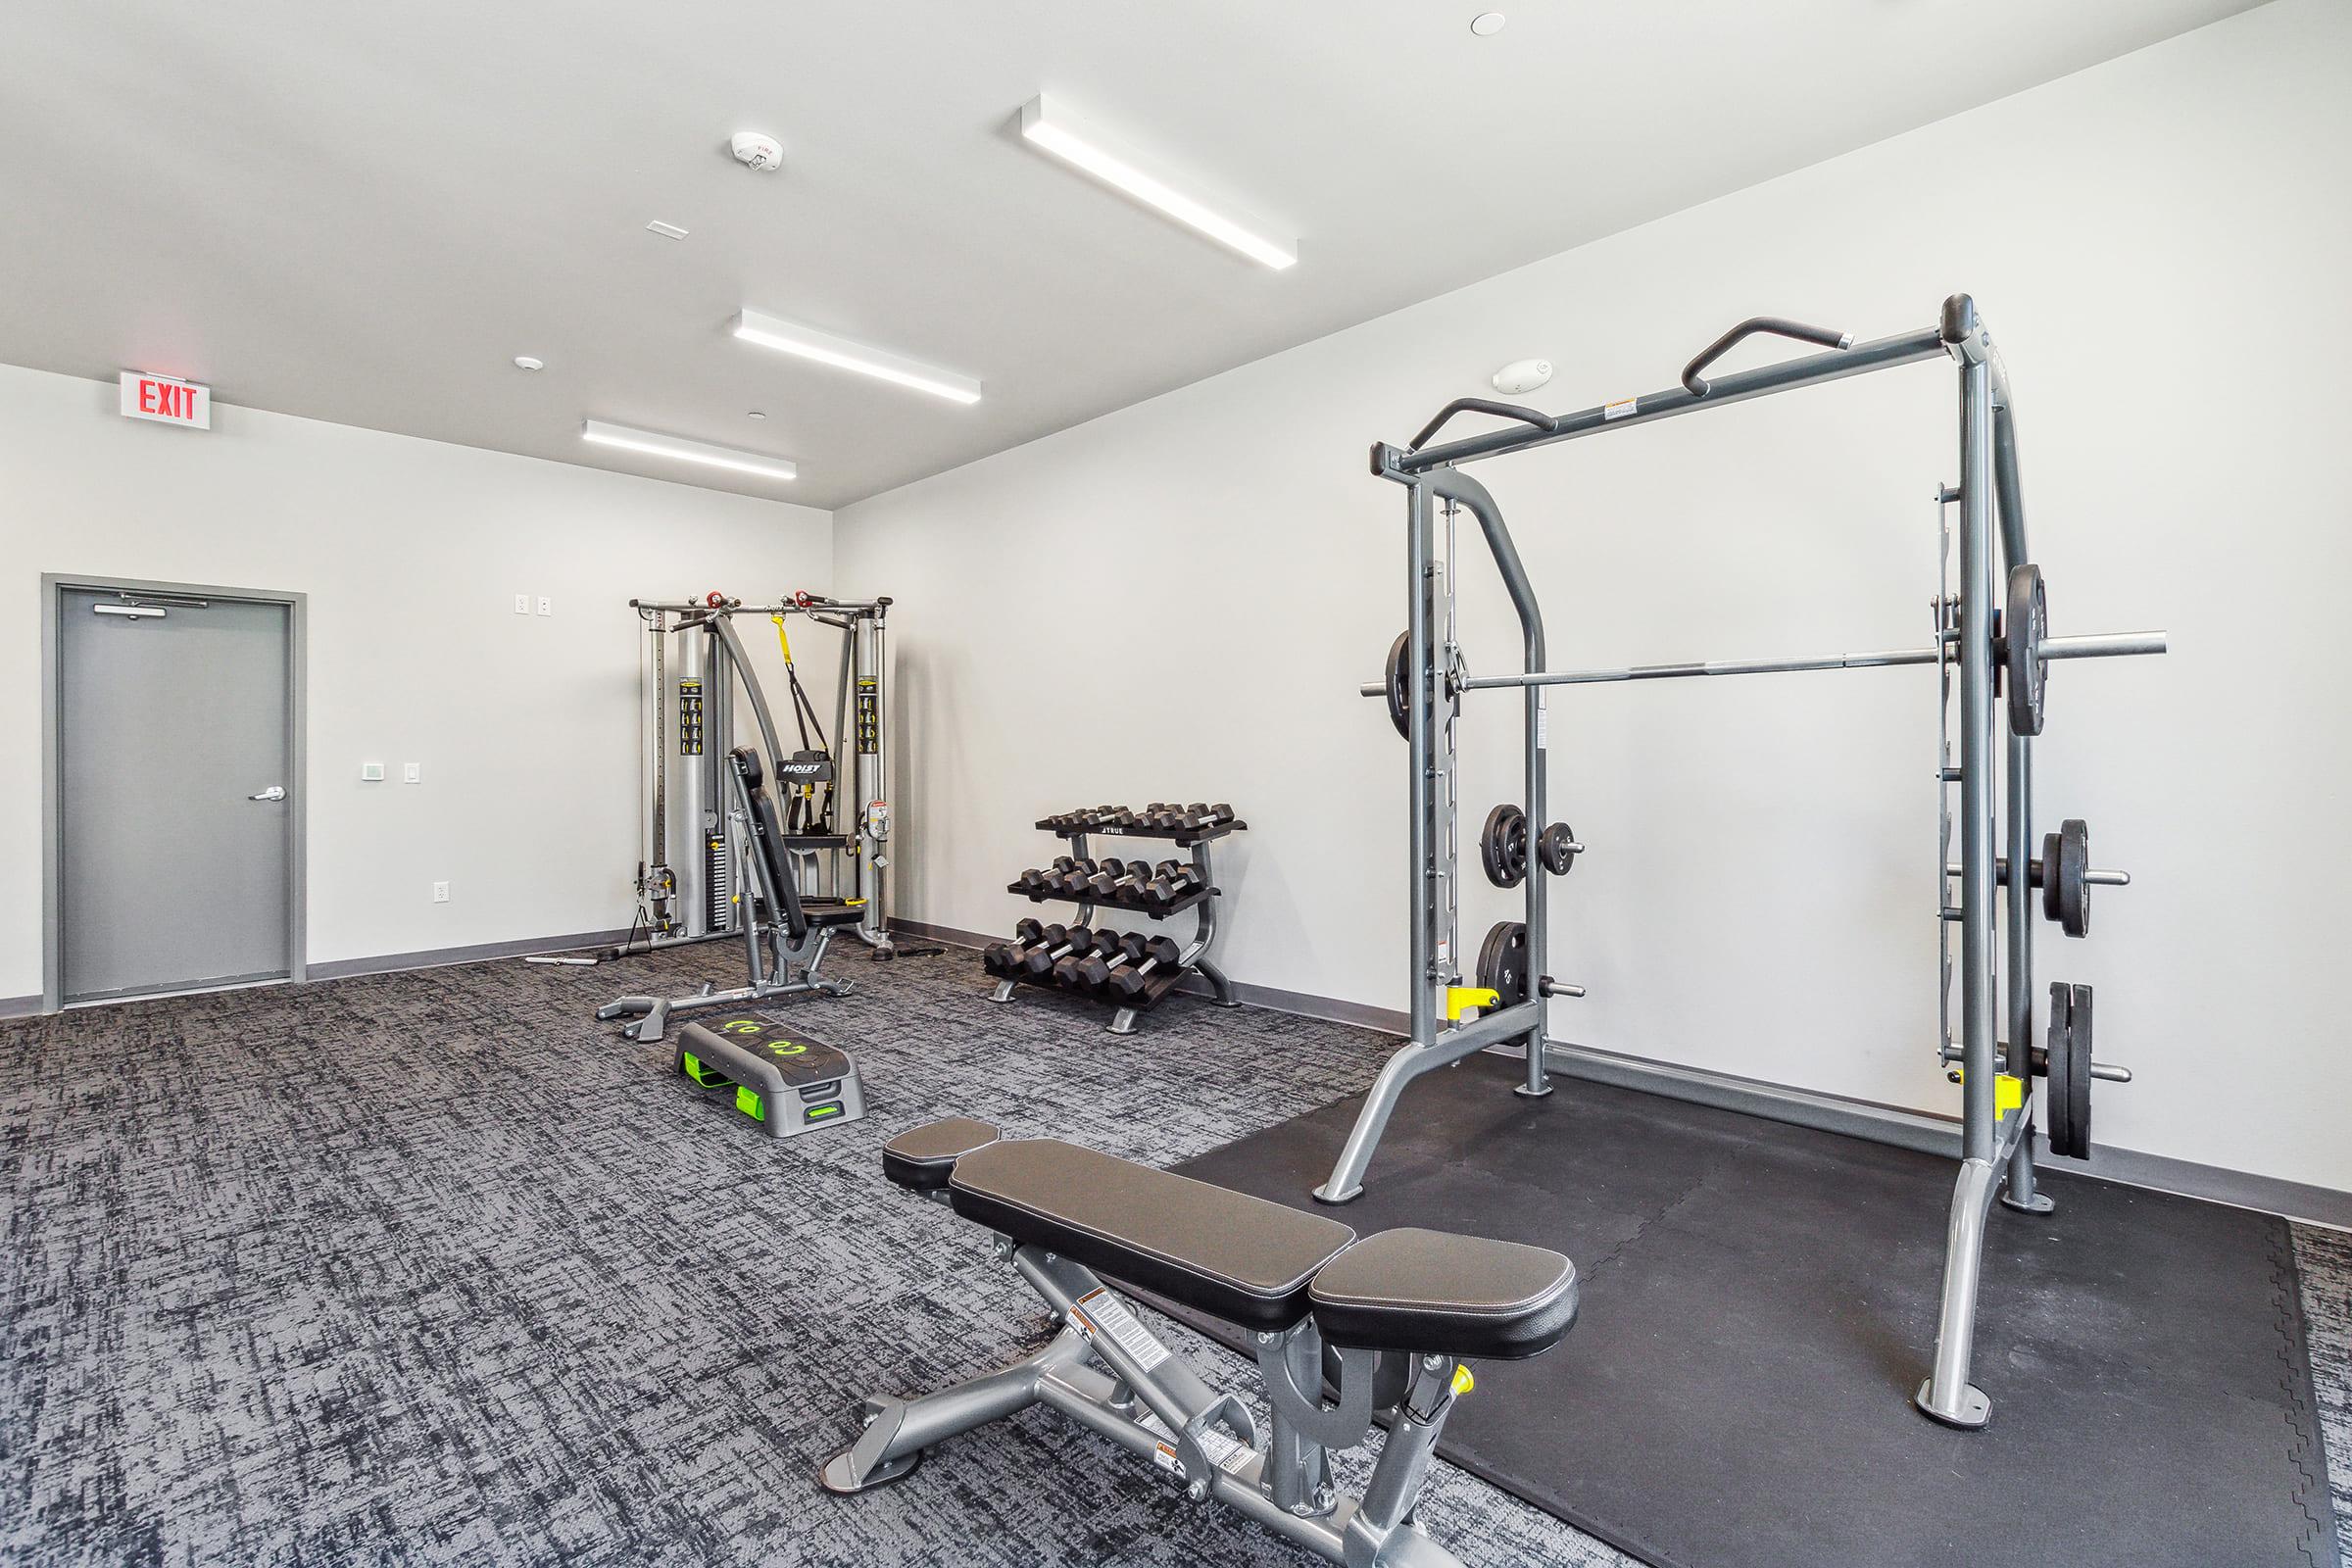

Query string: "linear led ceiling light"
[730, 309, 983, 405]
[1018, 93, 1297, 270]
[580, 419, 798, 482]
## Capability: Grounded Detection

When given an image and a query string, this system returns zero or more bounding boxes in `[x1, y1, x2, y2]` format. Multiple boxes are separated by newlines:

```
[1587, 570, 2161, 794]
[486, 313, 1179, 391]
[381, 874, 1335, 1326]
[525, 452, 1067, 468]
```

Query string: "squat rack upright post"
[1326, 296, 2165, 1429]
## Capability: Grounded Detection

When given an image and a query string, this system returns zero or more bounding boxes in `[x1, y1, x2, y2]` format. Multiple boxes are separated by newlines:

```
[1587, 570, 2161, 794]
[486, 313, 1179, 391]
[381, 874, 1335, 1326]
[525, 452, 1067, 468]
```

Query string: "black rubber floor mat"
[1170, 1054, 2338, 1568]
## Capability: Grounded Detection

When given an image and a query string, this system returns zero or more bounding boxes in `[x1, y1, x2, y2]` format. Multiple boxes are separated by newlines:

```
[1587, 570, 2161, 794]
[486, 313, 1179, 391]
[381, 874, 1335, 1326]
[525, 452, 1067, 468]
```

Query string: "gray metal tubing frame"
[597, 718, 852, 1043]
[820, 1233, 1472, 1567]
[1322, 297, 2159, 1431]
[988, 832, 1239, 1035]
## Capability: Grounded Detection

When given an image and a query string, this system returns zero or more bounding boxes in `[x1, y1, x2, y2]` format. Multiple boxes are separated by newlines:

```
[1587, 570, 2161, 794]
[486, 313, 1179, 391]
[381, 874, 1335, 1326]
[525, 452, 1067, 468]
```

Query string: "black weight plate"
[1537, 822, 1571, 876]
[1476, 920, 1530, 1007]
[2043, 981, 2074, 1155]
[2005, 564, 2047, 737]
[2064, 984, 2093, 1160]
[1386, 631, 1411, 739]
[2053, 818, 2089, 938]
[1538, 822, 1578, 876]
[1482, 804, 1529, 890]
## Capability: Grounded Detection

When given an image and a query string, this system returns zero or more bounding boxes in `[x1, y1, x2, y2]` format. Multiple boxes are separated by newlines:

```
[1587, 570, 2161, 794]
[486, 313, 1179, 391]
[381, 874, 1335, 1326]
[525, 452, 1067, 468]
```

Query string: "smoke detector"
[730, 131, 784, 172]
[1493, 358, 1553, 396]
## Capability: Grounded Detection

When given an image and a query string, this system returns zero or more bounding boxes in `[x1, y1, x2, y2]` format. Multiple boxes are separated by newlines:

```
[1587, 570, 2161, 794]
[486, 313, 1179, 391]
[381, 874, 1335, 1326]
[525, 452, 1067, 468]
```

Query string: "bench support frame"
[822, 1236, 1472, 1568]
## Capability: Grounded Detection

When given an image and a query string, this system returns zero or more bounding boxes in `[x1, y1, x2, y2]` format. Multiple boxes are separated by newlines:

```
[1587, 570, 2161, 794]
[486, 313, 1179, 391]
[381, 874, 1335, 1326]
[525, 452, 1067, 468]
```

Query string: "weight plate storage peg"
[2005, 563, 2048, 736]
[1537, 822, 1580, 876]
[1481, 805, 1531, 889]
[1476, 921, 1531, 1008]
[2042, 817, 2090, 938]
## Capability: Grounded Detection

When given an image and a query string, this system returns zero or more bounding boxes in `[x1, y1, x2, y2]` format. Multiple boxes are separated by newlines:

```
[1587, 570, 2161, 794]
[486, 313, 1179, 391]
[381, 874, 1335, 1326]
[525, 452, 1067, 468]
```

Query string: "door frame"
[40, 572, 308, 1012]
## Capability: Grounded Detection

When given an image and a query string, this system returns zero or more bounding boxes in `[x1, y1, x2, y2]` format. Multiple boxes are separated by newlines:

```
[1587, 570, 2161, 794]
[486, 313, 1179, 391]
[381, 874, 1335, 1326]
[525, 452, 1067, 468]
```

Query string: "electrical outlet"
[536, 596, 553, 616]
[404, 762, 421, 784]
[432, 881, 450, 904]
[513, 593, 529, 614]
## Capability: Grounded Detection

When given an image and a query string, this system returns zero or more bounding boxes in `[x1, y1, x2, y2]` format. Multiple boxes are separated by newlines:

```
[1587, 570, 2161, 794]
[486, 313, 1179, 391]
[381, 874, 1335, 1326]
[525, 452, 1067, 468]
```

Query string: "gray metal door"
[56, 589, 294, 1002]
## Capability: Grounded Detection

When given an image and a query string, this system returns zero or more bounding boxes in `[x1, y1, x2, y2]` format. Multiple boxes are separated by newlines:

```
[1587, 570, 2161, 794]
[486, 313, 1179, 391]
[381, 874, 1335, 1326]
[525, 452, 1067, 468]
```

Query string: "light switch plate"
[361, 761, 386, 782]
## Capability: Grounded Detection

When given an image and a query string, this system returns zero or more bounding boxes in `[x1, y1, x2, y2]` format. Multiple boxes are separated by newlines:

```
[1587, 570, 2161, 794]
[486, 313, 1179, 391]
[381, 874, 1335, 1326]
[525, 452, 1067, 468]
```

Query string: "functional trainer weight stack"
[986, 804, 1246, 1035]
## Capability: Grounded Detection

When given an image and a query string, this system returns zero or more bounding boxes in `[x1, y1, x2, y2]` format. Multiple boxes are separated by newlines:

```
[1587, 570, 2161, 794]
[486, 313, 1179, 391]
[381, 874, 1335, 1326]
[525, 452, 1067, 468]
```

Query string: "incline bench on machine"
[823, 1117, 1580, 1568]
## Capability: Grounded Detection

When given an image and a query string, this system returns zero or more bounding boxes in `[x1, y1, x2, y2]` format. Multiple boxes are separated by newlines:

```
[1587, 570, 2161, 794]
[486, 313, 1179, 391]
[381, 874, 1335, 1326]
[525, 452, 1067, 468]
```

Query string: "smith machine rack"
[1329, 298, 2166, 1431]
[618, 591, 916, 962]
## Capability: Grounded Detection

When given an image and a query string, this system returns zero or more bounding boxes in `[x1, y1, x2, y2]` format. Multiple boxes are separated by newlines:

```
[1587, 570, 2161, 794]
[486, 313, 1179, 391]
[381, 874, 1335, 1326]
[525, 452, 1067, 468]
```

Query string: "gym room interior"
[4, 4, 2346, 1565]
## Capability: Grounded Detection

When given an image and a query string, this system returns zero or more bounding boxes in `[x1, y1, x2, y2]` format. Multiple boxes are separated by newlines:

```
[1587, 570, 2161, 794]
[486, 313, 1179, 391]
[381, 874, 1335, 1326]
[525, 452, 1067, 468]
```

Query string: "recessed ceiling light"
[1471, 12, 1506, 35]
[731, 309, 983, 405]
[580, 419, 797, 482]
[1017, 93, 1297, 270]
[645, 220, 689, 240]
[513, 356, 545, 371]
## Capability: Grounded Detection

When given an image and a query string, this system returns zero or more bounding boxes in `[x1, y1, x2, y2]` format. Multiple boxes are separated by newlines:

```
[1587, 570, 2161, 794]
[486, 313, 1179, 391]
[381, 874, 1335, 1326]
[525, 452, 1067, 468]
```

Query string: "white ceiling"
[1, 0, 2259, 510]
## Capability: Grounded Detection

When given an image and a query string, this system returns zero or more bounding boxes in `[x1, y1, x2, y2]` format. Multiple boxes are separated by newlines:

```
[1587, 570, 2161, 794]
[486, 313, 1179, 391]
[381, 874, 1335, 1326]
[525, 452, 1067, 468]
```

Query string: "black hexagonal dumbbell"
[1105, 936, 1185, 1003]
[983, 917, 1051, 976]
[1021, 924, 1101, 978]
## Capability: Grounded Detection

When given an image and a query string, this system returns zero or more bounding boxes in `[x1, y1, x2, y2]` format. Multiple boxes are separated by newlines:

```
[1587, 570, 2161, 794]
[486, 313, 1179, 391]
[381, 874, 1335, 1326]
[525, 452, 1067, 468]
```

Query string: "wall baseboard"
[309, 929, 633, 982]
[0, 928, 634, 1018]
[1536, 1039, 2352, 1232]
[884, 919, 2351, 1230]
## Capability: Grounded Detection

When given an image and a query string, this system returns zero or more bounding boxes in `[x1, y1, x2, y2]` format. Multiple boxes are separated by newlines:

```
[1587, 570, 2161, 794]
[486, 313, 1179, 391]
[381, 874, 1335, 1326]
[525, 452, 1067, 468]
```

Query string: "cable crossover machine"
[600, 590, 938, 1041]
[1331, 296, 2166, 1430]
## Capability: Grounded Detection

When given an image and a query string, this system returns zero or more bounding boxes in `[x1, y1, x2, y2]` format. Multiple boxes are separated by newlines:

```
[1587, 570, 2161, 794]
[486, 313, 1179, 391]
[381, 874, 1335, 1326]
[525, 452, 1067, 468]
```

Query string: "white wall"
[0, 364, 832, 998]
[837, 0, 2352, 1192]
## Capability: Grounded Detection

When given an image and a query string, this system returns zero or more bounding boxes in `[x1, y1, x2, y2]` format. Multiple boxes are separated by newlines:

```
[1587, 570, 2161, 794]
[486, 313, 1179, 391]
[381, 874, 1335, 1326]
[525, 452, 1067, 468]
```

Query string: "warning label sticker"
[1145, 1421, 1254, 1479]
[1604, 397, 1639, 420]
[1073, 1288, 1171, 1373]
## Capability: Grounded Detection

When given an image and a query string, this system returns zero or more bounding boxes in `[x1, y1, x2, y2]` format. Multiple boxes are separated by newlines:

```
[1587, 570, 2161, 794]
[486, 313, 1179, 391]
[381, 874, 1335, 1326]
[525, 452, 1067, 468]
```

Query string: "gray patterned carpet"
[3, 944, 2346, 1567]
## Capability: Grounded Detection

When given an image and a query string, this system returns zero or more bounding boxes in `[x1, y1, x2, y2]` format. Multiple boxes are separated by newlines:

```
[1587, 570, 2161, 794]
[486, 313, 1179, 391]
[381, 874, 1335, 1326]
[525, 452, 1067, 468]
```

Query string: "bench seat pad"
[949, 1139, 1356, 1332]
[882, 1117, 1002, 1193]
[1309, 1227, 1579, 1361]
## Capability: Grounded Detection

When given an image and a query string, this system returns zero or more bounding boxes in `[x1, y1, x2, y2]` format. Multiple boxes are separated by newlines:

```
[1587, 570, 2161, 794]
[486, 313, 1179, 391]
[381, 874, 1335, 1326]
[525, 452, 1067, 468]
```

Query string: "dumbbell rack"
[989, 808, 1246, 1035]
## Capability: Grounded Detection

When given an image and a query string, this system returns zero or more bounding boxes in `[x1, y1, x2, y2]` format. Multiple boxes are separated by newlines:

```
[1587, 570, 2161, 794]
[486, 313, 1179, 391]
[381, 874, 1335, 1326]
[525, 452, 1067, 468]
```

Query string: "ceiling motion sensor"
[1492, 358, 1553, 396]
[730, 131, 784, 172]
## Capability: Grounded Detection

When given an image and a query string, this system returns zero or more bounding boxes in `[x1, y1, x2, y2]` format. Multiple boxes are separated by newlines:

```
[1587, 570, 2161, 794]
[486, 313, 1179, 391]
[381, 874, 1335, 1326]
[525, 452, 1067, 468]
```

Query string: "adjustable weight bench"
[823, 1119, 1580, 1568]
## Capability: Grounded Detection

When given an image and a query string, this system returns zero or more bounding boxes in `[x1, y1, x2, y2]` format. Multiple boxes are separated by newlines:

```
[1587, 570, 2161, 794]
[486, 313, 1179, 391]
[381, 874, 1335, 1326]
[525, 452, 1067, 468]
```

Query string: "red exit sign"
[120, 371, 211, 428]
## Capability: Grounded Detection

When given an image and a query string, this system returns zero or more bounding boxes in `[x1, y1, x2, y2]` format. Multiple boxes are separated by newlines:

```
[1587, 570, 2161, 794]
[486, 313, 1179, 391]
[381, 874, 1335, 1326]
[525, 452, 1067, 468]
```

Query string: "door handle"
[248, 786, 287, 802]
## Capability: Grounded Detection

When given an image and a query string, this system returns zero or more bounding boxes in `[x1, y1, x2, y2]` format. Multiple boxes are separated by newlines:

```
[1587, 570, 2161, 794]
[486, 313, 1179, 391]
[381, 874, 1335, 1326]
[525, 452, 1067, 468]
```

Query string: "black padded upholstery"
[727, 747, 860, 937]
[1309, 1227, 1579, 1361]
[949, 1140, 1355, 1331]
[882, 1117, 1002, 1193]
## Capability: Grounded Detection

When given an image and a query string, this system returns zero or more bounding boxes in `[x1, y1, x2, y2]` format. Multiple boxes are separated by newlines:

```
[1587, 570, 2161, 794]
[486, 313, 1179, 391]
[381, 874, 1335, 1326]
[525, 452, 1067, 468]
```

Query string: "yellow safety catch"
[1451, 1366, 1475, 1396]
[1446, 987, 1500, 1021]
[1949, 1067, 2027, 1116]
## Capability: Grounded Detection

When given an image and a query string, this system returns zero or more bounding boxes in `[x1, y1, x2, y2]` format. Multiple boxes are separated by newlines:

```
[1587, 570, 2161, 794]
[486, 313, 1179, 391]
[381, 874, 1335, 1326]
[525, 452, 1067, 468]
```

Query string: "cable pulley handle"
[1680, 318, 1853, 397]
[1406, 397, 1556, 454]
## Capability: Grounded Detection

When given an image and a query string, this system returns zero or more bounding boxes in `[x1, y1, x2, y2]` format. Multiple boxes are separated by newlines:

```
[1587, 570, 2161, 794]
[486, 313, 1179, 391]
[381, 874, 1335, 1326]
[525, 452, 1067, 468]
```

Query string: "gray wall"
[0, 364, 833, 998]
[834, 0, 2352, 1193]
